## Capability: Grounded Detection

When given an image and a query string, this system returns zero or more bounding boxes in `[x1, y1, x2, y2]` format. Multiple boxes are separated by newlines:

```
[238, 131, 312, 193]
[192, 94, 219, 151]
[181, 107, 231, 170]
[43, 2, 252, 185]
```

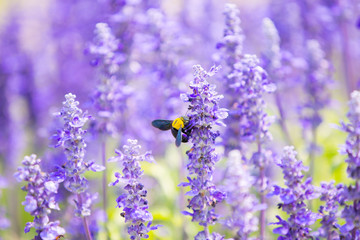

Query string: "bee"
[152, 116, 192, 147]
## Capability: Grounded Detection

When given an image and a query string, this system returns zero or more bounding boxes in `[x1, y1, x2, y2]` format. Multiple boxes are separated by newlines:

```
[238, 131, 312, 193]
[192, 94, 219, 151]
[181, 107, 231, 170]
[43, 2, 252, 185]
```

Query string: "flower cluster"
[232, 54, 275, 146]
[338, 90, 360, 238]
[52, 93, 104, 217]
[222, 150, 265, 239]
[216, 3, 244, 67]
[216, 4, 244, 153]
[3, 0, 360, 239]
[216, 5, 276, 238]
[89, 23, 132, 136]
[53, 93, 104, 193]
[218, 6, 275, 152]
[109, 139, 159, 239]
[270, 146, 320, 239]
[179, 65, 227, 239]
[262, 18, 281, 71]
[315, 181, 343, 239]
[299, 39, 331, 130]
[261, 17, 293, 144]
[14, 154, 65, 239]
[89, 22, 123, 73]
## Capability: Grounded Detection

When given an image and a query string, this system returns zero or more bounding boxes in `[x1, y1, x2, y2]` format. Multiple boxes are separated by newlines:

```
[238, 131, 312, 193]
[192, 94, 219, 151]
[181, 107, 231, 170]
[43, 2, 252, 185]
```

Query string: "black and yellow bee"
[152, 116, 192, 147]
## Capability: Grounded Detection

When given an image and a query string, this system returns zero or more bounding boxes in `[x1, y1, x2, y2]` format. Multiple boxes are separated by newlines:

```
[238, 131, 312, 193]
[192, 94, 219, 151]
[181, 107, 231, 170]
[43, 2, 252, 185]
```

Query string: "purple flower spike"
[52, 93, 104, 218]
[299, 39, 332, 131]
[216, 4, 244, 67]
[270, 146, 320, 239]
[222, 150, 266, 239]
[180, 65, 227, 238]
[89, 23, 122, 74]
[217, 4, 275, 154]
[338, 90, 360, 238]
[262, 18, 281, 71]
[89, 23, 131, 136]
[109, 139, 159, 239]
[53, 93, 104, 193]
[314, 181, 343, 239]
[15, 154, 65, 238]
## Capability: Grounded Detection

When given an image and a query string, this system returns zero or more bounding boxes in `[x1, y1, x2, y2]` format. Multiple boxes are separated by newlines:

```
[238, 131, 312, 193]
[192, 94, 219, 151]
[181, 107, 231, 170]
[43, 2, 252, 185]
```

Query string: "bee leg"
[182, 133, 189, 143]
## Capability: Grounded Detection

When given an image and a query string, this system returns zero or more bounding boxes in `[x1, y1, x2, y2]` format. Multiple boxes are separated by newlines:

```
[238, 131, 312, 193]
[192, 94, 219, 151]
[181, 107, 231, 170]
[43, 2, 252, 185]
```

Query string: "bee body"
[152, 116, 192, 147]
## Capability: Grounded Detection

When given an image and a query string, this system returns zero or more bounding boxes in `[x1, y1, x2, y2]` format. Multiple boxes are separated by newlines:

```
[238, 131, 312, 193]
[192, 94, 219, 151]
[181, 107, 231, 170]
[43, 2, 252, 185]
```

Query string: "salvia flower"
[89, 22, 122, 73]
[338, 90, 360, 237]
[262, 18, 281, 71]
[222, 150, 266, 239]
[179, 65, 227, 239]
[89, 22, 131, 136]
[52, 93, 104, 215]
[216, 3, 244, 67]
[231, 54, 275, 147]
[261, 17, 293, 144]
[65, 193, 102, 238]
[215, 4, 245, 153]
[14, 154, 65, 239]
[315, 181, 342, 239]
[269, 146, 320, 239]
[220, 41, 275, 153]
[299, 39, 332, 131]
[109, 139, 159, 239]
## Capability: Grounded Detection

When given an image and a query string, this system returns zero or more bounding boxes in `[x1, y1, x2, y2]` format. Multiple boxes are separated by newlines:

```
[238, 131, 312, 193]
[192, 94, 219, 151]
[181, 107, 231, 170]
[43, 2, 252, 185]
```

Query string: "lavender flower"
[216, 4, 275, 153]
[315, 181, 342, 239]
[232, 54, 276, 146]
[194, 231, 228, 240]
[215, 4, 245, 152]
[299, 39, 332, 178]
[261, 17, 293, 144]
[262, 18, 281, 71]
[52, 93, 104, 240]
[179, 65, 227, 239]
[52, 93, 104, 195]
[14, 154, 65, 239]
[65, 193, 102, 239]
[109, 139, 159, 239]
[216, 5, 276, 237]
[222, 150, 265, 239]
[223, 53, 275, 238]
[89, 22, 132, 138]
[338, 90, 360, 238]
[216, 3, 244, 68]
[300, 39, 331, 131]
[269, 146, 320, 239]
[89, 22, 123, 74]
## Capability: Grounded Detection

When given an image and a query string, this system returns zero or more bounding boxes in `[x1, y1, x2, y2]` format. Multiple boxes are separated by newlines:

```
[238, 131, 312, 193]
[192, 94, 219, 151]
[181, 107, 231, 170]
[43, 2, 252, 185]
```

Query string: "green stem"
[77, 194, 93, 240]
[102, 140, 108, 217]
[258, 139, 266, 240]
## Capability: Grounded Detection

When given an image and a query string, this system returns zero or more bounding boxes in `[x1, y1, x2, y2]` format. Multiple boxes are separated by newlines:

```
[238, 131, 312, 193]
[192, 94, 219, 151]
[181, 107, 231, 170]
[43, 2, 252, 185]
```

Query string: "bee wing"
[152, 120, 173, 131]
[175, 126, 182, 147]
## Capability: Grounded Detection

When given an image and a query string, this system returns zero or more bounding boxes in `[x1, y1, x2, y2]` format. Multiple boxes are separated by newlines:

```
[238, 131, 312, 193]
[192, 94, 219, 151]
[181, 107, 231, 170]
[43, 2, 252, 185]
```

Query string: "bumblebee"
[152, 116, 192, 147]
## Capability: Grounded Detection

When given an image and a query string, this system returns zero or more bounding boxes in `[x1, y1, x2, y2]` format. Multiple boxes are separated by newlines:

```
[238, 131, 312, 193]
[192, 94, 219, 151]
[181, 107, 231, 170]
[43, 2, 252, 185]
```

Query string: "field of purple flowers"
[1, 0, 360, 239]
